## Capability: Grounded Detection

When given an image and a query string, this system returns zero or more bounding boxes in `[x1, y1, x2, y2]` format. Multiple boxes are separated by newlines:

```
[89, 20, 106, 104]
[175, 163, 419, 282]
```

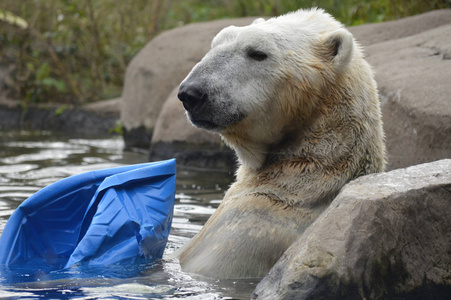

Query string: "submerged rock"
[252, 159, 451, 300]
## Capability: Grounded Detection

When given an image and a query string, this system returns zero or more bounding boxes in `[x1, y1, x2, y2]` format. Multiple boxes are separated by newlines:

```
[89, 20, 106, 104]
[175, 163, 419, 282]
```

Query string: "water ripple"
[0, 132, 251, 299]
[0, 164, 38, 174]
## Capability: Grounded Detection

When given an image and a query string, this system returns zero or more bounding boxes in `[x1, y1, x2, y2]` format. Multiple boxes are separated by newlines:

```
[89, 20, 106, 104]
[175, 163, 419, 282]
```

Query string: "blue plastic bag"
[0, 159, 176, 272]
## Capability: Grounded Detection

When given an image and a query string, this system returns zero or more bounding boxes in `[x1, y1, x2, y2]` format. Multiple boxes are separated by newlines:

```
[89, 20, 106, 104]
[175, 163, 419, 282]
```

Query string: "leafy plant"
[109, 120, 124, 136]
[0, 0, 449, 106]
[54, 104, 69, 116]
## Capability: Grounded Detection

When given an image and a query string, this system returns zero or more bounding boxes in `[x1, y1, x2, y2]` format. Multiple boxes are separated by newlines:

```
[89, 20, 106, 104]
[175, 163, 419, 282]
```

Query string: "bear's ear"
[252, 18, 265, 25]
[322, 29, 354, 72]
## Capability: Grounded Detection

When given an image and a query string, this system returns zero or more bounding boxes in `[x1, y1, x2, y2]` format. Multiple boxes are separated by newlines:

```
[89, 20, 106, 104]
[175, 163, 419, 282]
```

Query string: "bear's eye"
[247, 49, 268, 61]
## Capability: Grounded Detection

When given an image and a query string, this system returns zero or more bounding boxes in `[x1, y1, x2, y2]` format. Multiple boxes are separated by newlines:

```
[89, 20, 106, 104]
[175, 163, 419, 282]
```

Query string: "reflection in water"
[0, 131, 257, 299]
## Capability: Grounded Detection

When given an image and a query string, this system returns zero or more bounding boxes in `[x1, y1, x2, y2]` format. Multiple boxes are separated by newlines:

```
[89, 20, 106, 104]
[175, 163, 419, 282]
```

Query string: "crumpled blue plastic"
[0, 159, 176, 272]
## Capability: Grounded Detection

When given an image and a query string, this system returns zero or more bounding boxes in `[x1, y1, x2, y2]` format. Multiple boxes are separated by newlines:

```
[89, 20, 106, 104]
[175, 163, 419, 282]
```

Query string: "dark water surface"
[0, 131, 257, 299]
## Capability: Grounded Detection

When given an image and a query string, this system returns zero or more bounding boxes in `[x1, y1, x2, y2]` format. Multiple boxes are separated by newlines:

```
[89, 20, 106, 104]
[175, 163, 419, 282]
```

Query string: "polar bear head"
[178, 8, 369, 170]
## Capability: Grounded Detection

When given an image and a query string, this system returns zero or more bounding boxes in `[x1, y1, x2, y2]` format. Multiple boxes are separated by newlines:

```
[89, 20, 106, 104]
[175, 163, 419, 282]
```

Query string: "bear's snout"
[178, 83, 208, 113]
[178, 66, 247, 131]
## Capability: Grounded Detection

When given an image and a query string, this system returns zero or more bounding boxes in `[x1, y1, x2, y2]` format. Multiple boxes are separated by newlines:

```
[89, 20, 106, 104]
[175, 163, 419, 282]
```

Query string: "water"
[0, 131, 258, 299]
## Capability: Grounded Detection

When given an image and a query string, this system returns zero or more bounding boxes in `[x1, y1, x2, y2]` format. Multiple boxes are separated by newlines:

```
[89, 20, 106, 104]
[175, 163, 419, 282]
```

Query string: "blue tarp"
[0, 159, 176, 273]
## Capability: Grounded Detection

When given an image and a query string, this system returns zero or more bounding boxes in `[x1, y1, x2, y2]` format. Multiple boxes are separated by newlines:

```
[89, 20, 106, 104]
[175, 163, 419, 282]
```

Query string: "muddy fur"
[176, 8, 385, 279]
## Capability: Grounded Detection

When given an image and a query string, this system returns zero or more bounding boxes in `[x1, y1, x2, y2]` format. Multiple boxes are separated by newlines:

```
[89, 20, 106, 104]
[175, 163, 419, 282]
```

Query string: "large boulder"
[120, 18, 255, 149]
[252, 159, 451, 300]
[349, 9, 451, 171]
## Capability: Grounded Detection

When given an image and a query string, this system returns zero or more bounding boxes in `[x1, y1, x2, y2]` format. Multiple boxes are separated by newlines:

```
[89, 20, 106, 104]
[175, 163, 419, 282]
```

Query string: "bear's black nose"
[178, 84, 208, 112]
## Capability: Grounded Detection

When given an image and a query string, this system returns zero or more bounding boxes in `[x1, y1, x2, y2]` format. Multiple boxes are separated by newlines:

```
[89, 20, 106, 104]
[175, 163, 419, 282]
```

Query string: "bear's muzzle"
[178, 83, 208, 113]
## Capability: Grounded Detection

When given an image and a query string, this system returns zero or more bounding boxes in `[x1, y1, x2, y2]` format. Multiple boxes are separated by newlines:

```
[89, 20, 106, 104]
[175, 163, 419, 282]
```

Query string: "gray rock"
[348, 9, 451, 171]
[120, 18, 256, 149]
[349, 9, 451, 47]
[364, 22, 451, 171]
[252, 159, 451, 300]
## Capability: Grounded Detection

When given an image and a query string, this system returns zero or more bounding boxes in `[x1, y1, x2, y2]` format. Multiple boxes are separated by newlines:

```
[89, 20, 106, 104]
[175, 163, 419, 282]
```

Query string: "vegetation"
[0, 0, 449, 105]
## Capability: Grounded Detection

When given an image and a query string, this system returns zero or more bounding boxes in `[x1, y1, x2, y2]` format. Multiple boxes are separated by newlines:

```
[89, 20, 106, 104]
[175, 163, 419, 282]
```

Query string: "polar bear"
[176, 8, 385, 279]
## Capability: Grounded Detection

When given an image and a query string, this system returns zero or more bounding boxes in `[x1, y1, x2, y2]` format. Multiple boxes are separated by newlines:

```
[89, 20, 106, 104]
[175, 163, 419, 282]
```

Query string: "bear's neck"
[222, 127, 305, 171]
[222, 136, 268, 171]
